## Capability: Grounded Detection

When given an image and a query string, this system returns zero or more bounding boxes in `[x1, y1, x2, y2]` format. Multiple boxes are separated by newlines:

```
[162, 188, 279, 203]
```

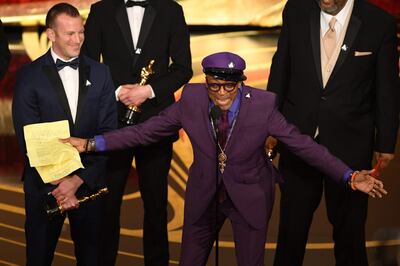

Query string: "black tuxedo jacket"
[82, 0, 193, 123]
[12, 51, 117, 196]
[0, 19, 10, 80]
[268, 0, 399, 169]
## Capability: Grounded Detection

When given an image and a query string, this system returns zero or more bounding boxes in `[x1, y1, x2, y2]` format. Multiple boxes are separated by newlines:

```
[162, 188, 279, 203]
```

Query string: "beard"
[321, 4, 340, 14]
[317, 0, 341, 15]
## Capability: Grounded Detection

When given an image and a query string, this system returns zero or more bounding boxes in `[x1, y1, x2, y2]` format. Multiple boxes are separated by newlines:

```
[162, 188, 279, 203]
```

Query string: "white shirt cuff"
[115, 84, 155, 101]
[148, 84, 155, 99]
[115, 86, 122, 101]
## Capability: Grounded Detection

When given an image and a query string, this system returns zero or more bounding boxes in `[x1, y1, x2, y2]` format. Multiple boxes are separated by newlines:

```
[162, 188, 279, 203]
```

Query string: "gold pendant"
[218, 152, 227, 173]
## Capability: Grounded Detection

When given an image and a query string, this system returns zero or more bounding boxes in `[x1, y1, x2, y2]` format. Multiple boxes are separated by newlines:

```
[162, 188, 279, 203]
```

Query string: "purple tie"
[218, 111, 229, 147]
[217, 111, 229, 203]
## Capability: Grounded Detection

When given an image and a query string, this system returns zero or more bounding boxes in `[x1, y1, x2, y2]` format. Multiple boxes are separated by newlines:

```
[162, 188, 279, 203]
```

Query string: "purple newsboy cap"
[201, 52, 247, 81]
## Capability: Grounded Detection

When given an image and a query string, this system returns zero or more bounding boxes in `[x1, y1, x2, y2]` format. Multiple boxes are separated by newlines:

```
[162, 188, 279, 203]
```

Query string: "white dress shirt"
[116, 0, 154, 101]
[51, 49, 79, 123]
[125, 0, 146, 49]
[315, 0, 354, 138]
[320, 0, 354, 42]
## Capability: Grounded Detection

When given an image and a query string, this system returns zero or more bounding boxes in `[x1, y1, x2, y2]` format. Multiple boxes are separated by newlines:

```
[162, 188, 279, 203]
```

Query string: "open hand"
[353, 170, 387, 198]
[60, 137, 87, 153]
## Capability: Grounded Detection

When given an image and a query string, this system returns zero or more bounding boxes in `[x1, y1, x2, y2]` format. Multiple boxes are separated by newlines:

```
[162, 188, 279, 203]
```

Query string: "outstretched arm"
[64, 97, 183, 153]
[267, 97, 388, 198]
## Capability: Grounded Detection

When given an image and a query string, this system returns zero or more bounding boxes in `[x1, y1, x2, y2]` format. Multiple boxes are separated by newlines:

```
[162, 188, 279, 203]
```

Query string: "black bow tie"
[55, 58, 79, 71]
[126, 0, 148, 8]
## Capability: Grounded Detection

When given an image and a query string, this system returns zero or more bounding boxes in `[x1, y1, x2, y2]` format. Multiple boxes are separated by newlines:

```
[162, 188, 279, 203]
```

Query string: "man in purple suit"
[65, 52, 386, 266]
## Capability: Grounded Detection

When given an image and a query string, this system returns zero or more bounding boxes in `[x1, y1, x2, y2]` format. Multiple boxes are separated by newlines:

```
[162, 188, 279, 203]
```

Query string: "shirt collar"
[229, 86, 242, 114]
[320, 0, 354, 34]
[50, 48, 79, 64]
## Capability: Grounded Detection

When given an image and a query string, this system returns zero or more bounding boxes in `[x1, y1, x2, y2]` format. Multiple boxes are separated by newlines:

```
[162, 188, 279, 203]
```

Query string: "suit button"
[321, 96, 327, 100]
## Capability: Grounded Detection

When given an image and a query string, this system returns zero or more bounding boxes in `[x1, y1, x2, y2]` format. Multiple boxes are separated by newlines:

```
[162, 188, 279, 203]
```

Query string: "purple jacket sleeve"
[102, 100, 183, 150]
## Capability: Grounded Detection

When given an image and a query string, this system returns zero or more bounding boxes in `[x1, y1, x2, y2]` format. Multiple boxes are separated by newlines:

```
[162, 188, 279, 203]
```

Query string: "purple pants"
[179, 191, 268, 266]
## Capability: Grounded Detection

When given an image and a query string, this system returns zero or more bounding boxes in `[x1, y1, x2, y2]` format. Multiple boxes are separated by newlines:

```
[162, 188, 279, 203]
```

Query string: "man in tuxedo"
[0, 19, 10, 80]
[82, 0, 192, 265]
[65, 52, 386, 266]
[12, 3, 117, 265]
[267, 0, 399, 265]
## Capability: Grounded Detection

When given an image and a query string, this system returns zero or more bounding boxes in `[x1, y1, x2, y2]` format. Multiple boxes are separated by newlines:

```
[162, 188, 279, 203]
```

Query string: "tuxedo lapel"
[226, 87, 250, 153]
[42, 53, 74, 125]
[75, 57, 91, 126]
[115, 2, 135, 55]
[132, 4, 156, 69]
[310, 5, 323, 89]
[329, 4, 361, 82]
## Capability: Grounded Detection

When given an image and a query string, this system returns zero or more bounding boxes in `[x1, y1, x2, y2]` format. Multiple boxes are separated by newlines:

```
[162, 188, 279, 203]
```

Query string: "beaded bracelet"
[350, 171, 359, 191]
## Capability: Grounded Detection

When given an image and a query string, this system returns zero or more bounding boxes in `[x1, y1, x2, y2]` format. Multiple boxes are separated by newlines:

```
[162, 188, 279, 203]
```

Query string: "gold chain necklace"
[211, 116, 238, 174]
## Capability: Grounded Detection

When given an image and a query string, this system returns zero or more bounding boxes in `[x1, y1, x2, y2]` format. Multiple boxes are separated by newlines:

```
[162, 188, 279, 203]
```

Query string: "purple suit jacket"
[104, 84, 350, 229]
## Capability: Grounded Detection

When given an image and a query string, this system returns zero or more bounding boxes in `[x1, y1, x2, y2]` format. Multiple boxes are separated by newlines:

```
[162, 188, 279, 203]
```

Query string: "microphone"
[210, 105, 222, 136]
[210, 105, 222, 266]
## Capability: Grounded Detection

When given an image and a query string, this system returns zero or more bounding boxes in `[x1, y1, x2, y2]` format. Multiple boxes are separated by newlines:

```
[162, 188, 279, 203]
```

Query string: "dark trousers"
[25, 192, 103, 266]
[273, 155, 369, 266]
[100, 140, 173, 266]
[180, 193, 268, 266]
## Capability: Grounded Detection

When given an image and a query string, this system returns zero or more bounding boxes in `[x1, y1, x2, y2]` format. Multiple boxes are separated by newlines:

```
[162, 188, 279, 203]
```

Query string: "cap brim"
[204, 68, 247, 81]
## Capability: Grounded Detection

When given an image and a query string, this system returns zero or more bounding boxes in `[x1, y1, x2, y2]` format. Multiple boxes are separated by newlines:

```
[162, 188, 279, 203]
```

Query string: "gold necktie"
[323, 17, 337, 59]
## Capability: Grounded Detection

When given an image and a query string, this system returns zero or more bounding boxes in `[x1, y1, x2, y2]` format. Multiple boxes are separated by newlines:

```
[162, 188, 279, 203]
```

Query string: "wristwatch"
[85, 138, 96, 152]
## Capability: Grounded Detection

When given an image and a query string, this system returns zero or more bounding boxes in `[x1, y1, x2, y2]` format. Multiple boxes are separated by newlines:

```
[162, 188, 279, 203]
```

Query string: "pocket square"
[354, 51, 372, 56]
[86, 80, 91, 86]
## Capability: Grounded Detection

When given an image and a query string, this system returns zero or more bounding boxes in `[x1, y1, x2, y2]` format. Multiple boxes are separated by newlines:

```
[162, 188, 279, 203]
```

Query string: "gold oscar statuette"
[121, 60, 155, 125]
[265, 137, 277, 161]
[45, 188, 109, 219]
